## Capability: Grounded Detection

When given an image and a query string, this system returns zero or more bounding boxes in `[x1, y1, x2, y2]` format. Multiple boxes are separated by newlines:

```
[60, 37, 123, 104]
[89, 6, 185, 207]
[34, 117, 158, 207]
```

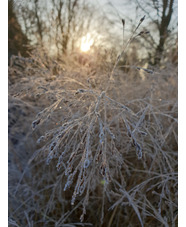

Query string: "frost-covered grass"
[8, 18, 177, 227]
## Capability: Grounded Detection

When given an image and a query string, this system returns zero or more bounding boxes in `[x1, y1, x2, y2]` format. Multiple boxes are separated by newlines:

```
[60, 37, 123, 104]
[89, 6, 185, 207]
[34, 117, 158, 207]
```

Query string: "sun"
[80, 33, 94, 52]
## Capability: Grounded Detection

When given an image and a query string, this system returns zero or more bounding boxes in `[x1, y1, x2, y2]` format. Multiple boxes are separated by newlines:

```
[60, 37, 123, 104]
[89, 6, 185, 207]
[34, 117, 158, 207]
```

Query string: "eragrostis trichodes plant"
[10, 16, 177, 226]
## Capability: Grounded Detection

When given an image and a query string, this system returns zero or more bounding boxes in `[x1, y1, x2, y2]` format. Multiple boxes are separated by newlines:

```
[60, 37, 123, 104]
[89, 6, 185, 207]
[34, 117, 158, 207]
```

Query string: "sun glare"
[80, 33, 94, 52]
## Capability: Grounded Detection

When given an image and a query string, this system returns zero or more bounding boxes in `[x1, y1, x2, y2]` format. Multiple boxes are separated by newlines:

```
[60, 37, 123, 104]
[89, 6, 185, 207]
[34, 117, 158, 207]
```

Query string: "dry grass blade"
[119, 189, 144, 227]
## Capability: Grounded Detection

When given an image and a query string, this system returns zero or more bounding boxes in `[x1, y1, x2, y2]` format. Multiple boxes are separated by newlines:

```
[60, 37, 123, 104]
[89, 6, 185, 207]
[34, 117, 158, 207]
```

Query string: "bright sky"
[13, 0, 178, 55]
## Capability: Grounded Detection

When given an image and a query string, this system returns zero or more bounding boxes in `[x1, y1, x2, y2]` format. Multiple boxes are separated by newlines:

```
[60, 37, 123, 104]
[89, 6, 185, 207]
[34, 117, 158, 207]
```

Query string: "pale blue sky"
[94, 0, 178, 48]
[96, 0, 178, 30]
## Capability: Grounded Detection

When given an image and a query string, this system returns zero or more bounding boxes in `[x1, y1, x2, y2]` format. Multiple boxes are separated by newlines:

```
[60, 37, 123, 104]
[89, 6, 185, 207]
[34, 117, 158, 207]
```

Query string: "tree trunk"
[154, 0, 174, 65]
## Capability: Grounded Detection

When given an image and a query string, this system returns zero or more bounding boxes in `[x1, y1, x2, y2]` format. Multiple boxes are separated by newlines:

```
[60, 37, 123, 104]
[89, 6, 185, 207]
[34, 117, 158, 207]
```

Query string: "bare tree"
[52, 0, 80, 55]
[12, 0, 118, 59]
[134, 0, 177, 65]
[34, 0, 44, 42]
